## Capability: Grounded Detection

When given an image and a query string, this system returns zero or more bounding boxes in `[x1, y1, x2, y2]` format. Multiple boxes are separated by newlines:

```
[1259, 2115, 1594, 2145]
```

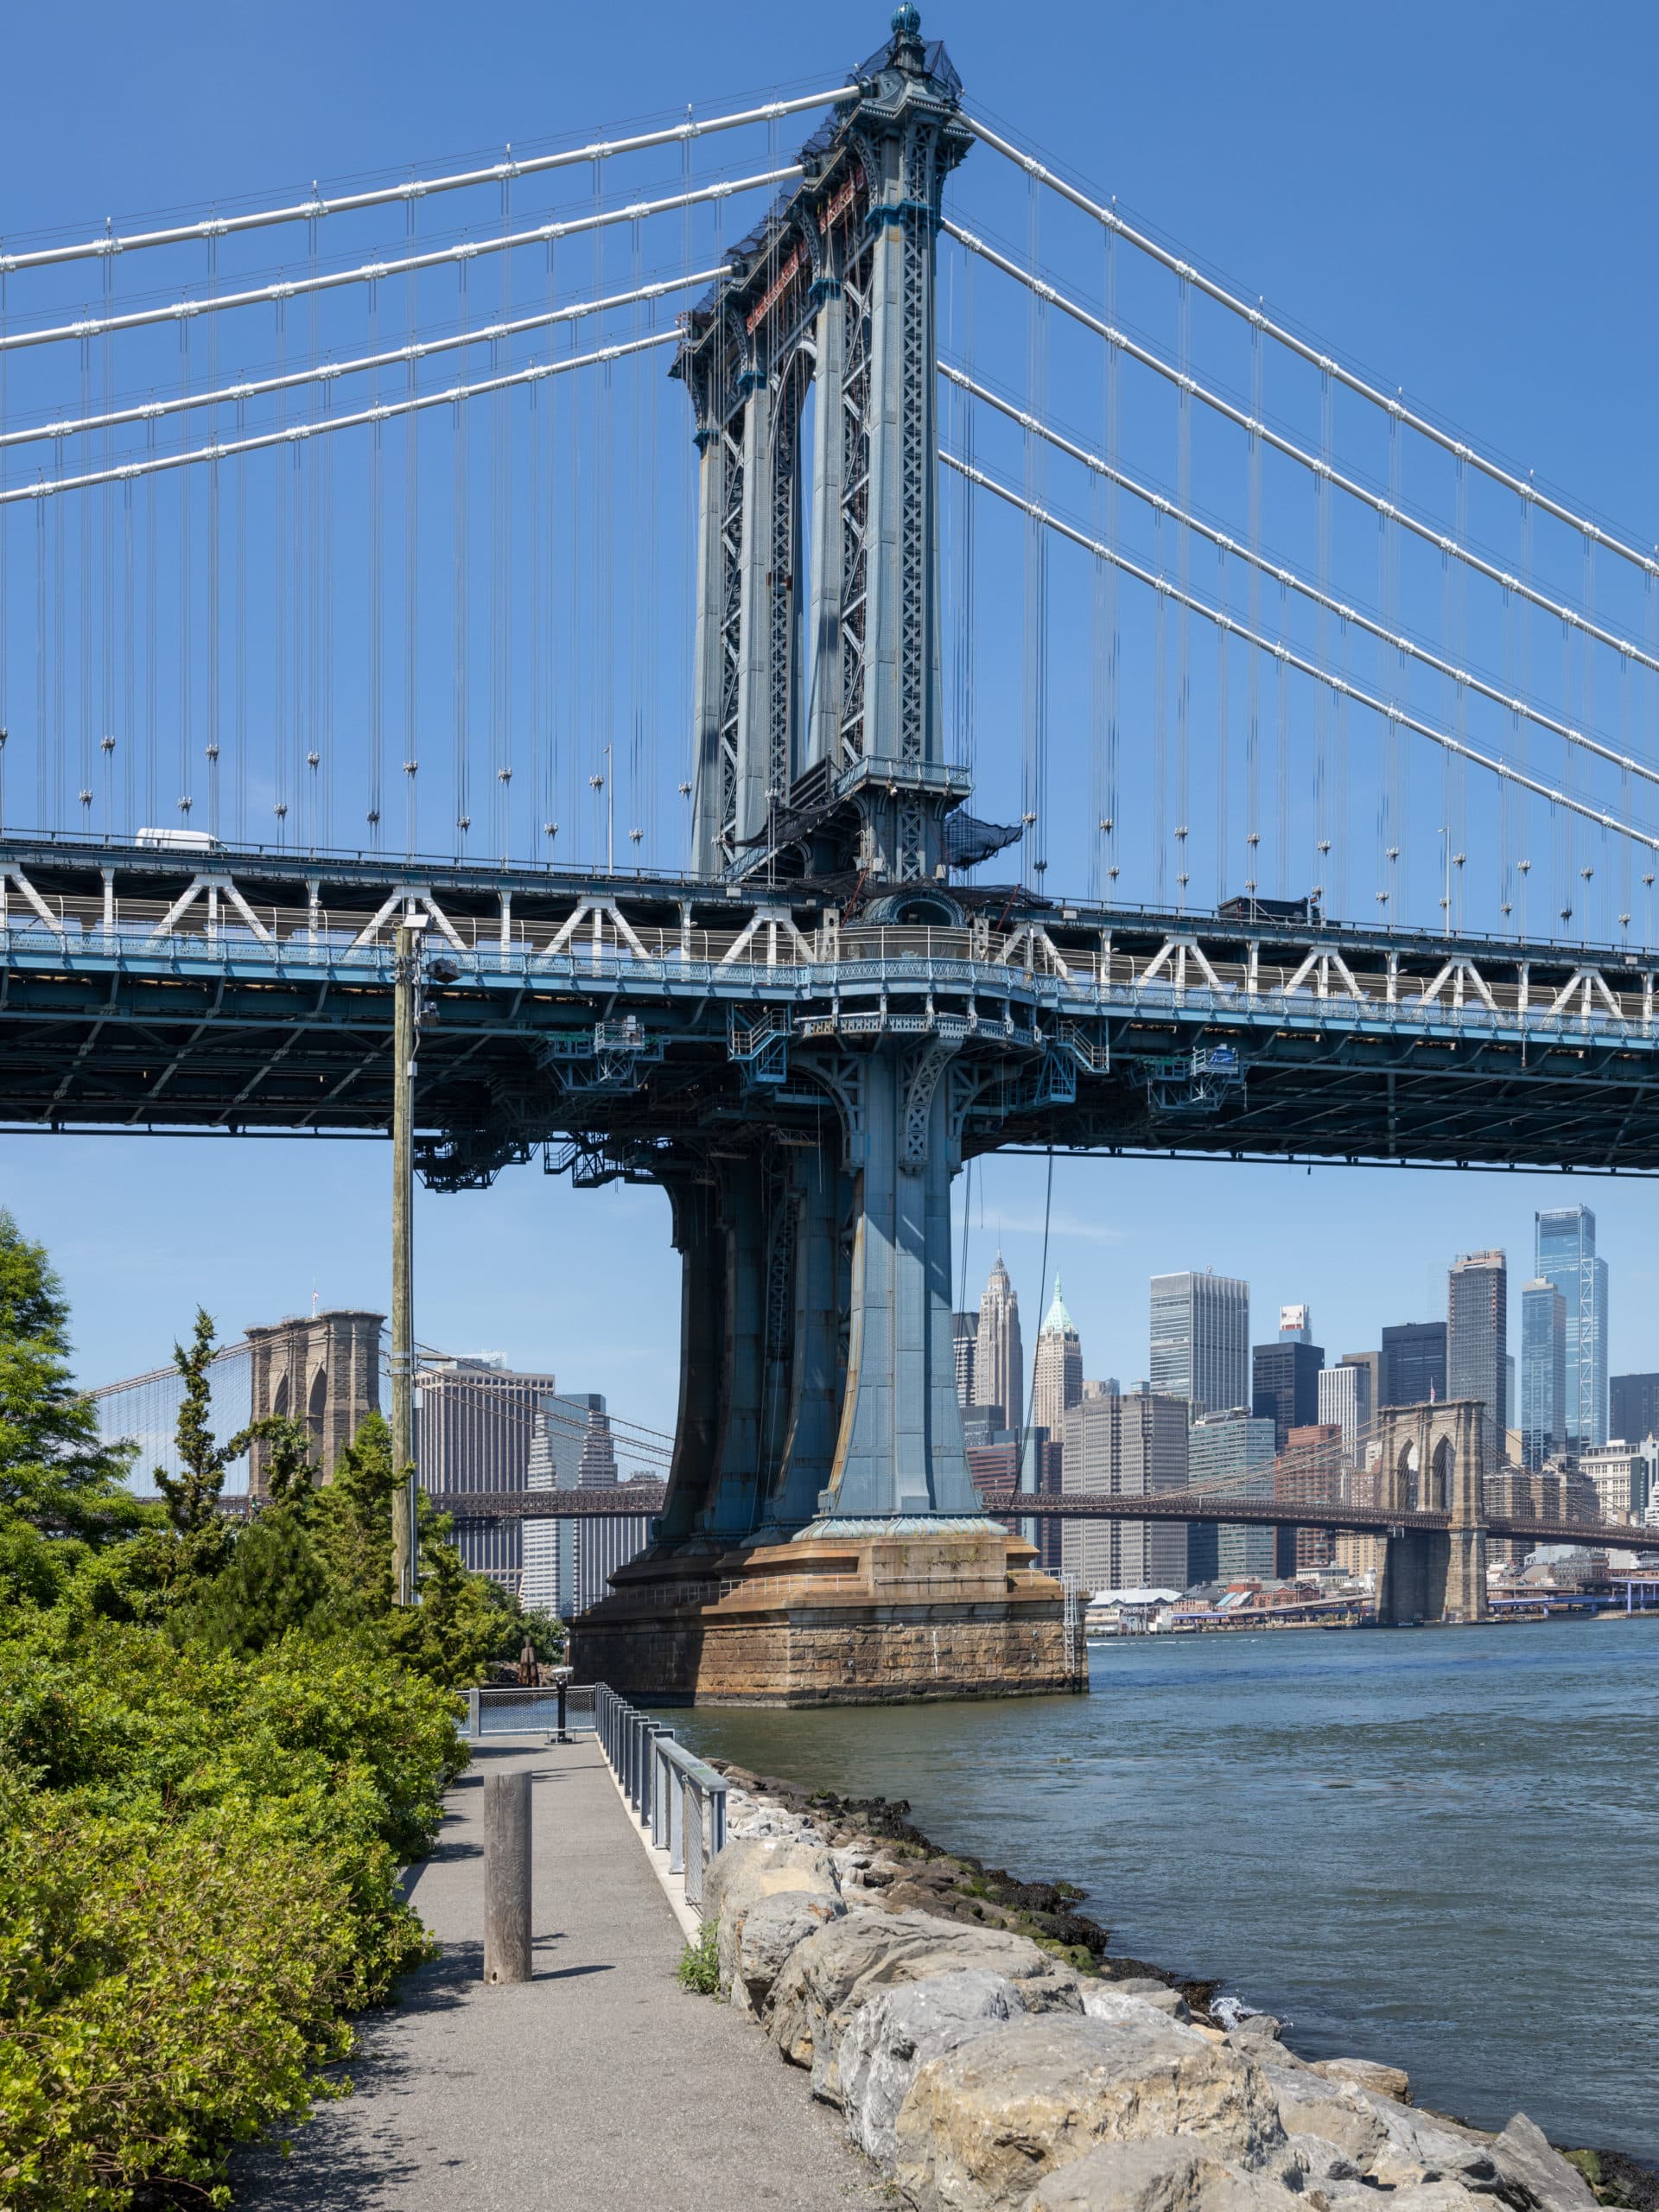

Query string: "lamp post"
[390, 916, 425, 1605]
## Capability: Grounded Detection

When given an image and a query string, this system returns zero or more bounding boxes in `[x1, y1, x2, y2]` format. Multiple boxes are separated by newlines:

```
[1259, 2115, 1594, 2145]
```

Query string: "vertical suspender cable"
[370, 278, 384, 847]
[1645, 564, 1657, 950]
[530, 351, 543, 861]
[454, 259, 471, 852]
[35, 496, 47, 832]
[52, 436, 65, 829]
[1314, 364, 1332, 908]
[102, 253, 115, 832]
[1245, 315, 1262, 894]
[124, 480, 136, 832]
[404, 197, 420, 859]
[205, 235, 219, 839]
[322, 362, 335, 852]
[1174, 271, 1192, 911]
[1021, 173, 1047, 889]
[274, 300, 289, 842]
[208, 452, 220, 838]
[1103, 219, 1121, 899]
[79, 336, 93, 830]
[542, 235, 557, 858]
[145, 421, 157, 830]
[234, 405, 246, 843]
[179, 316, 192, 823]
[0, 270, 7, 831]
[961, 242, 977, 791]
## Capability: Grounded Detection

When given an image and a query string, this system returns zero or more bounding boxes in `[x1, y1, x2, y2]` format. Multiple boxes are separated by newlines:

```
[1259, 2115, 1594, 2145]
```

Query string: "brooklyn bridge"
[7, 10, 1657, 1698]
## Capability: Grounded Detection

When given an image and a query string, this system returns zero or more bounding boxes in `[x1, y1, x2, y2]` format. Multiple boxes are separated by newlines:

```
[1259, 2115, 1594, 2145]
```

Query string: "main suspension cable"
[962, 111, 1659, 586]
[1, 330, 678, 503]
[943, 224, 1659, 679]
[944, 452, 1659, 855]
[940, 365, 1659, 795]
[0, 171, 798, 356]
[3, 92, 837, 272]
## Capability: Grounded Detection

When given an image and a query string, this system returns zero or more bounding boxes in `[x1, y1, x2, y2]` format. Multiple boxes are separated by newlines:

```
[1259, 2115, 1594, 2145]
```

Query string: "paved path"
[235, 1736, 888, 2212]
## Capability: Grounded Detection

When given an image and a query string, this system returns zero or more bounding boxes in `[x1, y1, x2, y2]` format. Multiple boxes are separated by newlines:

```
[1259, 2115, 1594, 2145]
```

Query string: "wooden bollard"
[483, 1770, 532, 1984]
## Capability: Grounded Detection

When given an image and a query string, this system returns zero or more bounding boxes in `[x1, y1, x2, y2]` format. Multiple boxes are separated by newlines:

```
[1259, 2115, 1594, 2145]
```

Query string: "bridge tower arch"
[1374, 1400, 1490, 1626]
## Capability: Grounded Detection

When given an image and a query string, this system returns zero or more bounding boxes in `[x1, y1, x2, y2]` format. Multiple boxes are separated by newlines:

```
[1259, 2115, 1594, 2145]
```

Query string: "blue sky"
[4, 0, 1659, 1423]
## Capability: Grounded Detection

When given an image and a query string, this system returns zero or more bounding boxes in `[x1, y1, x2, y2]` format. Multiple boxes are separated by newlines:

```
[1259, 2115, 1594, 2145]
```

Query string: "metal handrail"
[594, 1681, 728, 1913]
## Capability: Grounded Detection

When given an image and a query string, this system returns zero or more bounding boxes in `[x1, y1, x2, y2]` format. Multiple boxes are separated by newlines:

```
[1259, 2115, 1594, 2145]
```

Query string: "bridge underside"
[8, 846, 1657, 1696]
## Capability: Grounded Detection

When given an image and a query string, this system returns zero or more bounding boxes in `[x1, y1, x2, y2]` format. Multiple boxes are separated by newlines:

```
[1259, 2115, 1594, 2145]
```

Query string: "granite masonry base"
[569, 1519, 1079, 1707]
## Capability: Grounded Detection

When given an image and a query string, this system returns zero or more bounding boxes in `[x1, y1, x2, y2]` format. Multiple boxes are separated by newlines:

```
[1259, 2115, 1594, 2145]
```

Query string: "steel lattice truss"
[3, 842, 1658, 1179]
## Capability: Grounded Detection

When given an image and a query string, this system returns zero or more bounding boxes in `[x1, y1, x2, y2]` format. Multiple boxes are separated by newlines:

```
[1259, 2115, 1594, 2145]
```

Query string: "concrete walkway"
[235, 1737, 888, 2212]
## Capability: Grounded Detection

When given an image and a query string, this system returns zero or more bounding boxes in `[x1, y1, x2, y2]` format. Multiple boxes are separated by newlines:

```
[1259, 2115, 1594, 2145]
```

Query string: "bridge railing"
[10, 895, 1656, 1039]
[594, 1681, 728, 1915]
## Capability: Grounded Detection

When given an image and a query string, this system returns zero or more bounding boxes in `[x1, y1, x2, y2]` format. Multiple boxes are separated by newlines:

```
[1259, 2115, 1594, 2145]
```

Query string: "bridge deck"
[4, 844, 1659, 1173]
[430, 1485, 1650, 1556]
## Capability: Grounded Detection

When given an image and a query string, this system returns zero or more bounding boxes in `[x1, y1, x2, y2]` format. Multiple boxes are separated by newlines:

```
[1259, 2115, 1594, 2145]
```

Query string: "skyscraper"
[952, 1312, 978, 1408]
[1520, 1280, 1567, 1471]
[1380, 1322, 1446, 1408]
[1535, 1206, 1609, 1449]
[974, 1253, 1023, 1435]
[1061, 1388, 1190, 1593]
[1148, 1271, 1249, 1415]
[416, 1355, 561, 1591]
[1252, 1332, 1324, 1451]
[1611, 1373, 1659, 1446]
[1318, 1357, 1374, 1452]
[1188, 1406, 1277, 1581]
[1447, 1250, 1507, 1432]
[1030, 1278, 1084, 1442]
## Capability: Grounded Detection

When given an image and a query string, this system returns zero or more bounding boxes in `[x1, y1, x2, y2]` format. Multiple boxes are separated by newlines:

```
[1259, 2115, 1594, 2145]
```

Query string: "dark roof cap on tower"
[854, 5, 962, 99]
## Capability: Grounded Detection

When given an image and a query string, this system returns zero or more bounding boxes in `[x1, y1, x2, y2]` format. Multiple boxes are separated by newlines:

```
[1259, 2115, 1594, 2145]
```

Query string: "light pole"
[390, 915, 424, 1605]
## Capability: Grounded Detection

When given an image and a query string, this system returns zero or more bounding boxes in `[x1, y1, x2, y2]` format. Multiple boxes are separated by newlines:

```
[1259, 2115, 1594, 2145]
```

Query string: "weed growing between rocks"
[677, 1921, 721, 1995]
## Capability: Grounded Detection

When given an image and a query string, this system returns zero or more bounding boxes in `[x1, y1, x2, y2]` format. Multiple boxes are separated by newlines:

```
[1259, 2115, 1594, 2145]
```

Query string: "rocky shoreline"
[701, 1758, 1656, 2212]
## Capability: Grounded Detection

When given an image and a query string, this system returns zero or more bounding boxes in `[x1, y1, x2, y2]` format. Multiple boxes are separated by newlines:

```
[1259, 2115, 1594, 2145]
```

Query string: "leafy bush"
[0, 1616, 457, 2209]
[0, 1211, 546, 2207]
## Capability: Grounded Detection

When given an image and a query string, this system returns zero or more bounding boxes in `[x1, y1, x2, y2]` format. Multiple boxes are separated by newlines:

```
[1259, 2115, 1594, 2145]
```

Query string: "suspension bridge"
[9, 10, 1659, 1699]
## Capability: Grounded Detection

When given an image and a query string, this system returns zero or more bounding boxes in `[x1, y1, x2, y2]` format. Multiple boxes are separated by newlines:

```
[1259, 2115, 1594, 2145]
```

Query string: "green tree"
[0, 1208, 142, 1546]
[154, 1308, 238, 1539]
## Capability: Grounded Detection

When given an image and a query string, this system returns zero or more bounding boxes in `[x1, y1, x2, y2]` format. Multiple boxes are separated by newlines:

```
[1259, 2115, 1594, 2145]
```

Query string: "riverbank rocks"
[840, 1970, 1031, 2164]
[731, 1891, 846, 2018]
[1082, 1983, 1192, 2026]
[1311, 2056, 1411, 2102]
[1490, 2114, 1599, 2212]
[703, 1777, 1604, 2212]
[892, 2012, 1286, 2212]
[702, 1835, 842, 2005]
[767, 1907, 1084, 2104]
[1020, 2135, 1304, 2212]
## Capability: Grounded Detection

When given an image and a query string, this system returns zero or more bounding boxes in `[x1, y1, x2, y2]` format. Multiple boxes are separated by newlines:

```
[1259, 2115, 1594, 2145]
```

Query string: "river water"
[664, 1618, 1659, 2162]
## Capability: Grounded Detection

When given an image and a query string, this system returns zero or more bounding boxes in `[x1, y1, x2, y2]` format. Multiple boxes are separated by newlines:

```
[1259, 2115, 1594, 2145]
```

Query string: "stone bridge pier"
[1374, 1399, 1490, 1626]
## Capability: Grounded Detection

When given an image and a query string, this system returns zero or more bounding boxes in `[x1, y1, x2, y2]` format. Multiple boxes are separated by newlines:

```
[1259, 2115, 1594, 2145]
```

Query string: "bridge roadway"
[429, 1485, 1650, 1558]
[4, 840, 1659, 1177]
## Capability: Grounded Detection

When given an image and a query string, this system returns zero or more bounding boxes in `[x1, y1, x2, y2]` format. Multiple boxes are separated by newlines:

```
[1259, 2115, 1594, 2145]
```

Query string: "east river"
[665, 1618, 1659, 2162]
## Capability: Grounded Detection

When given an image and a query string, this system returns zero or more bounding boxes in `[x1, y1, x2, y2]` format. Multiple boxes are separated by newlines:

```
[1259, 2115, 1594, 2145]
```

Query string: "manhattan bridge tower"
[575, 10, 1071, 1701]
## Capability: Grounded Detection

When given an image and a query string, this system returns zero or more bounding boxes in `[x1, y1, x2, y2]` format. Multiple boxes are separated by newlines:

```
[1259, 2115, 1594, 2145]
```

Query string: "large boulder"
[701, 1836, 842, 2000]
[1081, 1986, 1191, 2027]
[1262, 2057, 1499, 2195]
[1019, 2135, 1300, 2212]
[840, 1970, 1029, 2165]
[768, 1907, 1084, 2104]
[1310, 2057, 1411, 2103]
[730, 1890, 845, 2018]
[892, 2012, 1286, 2212]
[1490, 2115, 1598, 2212]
